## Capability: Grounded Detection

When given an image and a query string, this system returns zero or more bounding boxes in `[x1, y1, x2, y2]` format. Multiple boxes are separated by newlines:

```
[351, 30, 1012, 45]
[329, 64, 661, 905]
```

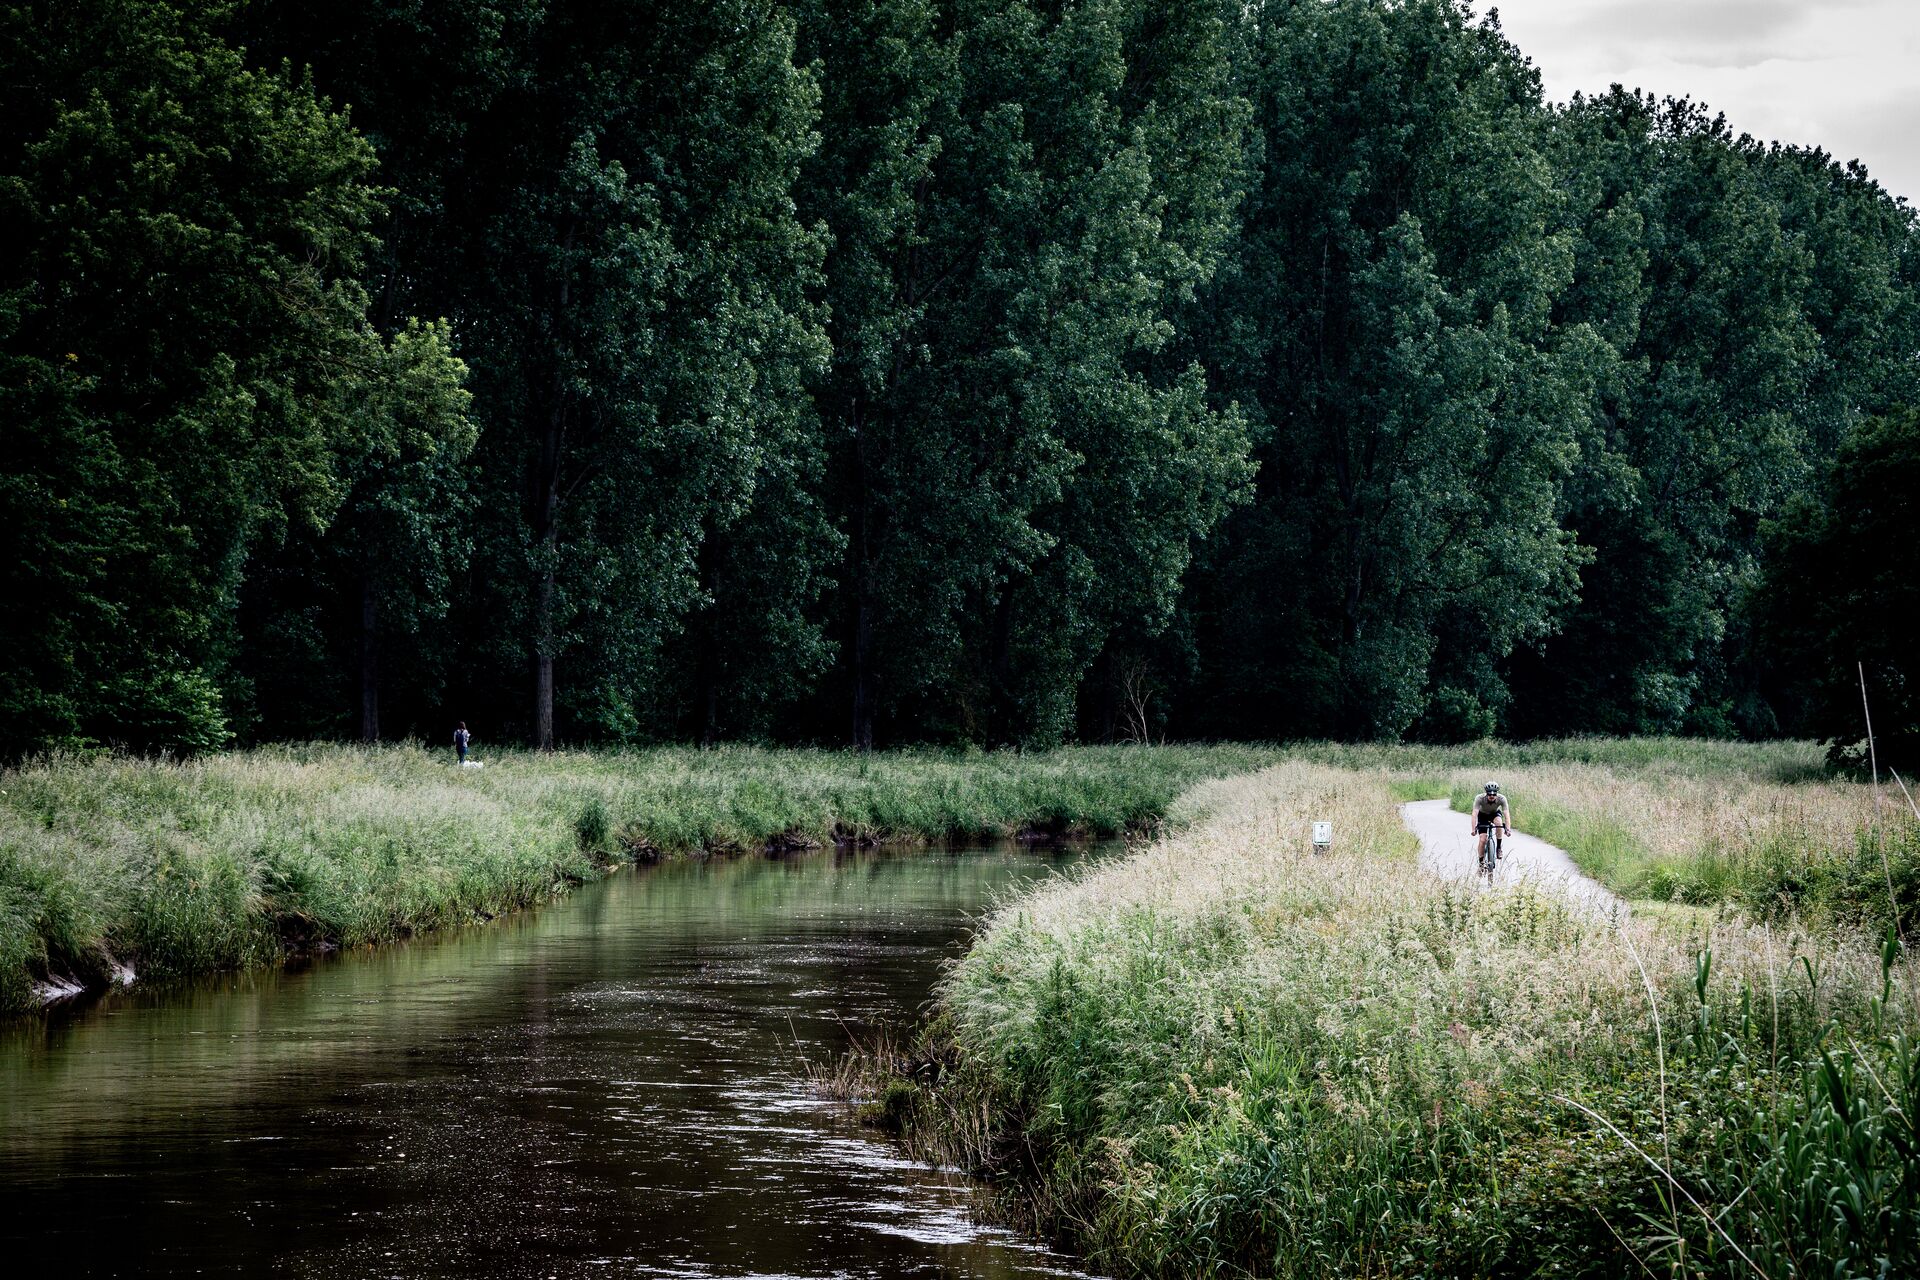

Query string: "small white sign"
[1311, 821, 1333, 847]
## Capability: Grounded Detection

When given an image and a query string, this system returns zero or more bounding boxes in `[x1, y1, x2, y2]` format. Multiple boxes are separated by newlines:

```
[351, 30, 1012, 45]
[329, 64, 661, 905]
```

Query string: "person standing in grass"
[454, 722, 471, 765]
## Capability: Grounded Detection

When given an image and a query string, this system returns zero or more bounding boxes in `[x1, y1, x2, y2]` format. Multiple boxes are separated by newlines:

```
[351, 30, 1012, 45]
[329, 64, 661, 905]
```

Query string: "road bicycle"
[1477, 820, 1506, 881]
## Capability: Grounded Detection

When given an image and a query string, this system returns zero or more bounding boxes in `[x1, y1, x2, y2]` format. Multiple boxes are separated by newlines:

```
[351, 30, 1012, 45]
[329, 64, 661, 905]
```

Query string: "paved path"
[1400, 798, 1621, 916]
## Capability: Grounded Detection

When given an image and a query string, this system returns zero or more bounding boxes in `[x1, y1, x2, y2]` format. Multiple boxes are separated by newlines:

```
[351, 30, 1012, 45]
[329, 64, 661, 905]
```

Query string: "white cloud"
[1483, 0, 1920, 202]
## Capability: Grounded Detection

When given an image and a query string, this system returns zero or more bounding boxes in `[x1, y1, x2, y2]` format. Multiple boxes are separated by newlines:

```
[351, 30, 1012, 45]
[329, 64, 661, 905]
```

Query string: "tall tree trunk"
[532, 227, 573, 753]
[849, 396, 876, 751]
[1092, 645, 1118, 743]
[532, 450, 560, 750]
[698, 622, 720, 747]
[988, 585, 1017, 743]
[852, 592, 875, 751]
[534, 521, 557, 752]
[359, 572, 379, 742]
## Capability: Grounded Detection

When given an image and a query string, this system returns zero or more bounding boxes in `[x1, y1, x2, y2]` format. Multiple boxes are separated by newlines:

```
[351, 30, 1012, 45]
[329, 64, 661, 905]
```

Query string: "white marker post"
[1311, 821, 1332, 854]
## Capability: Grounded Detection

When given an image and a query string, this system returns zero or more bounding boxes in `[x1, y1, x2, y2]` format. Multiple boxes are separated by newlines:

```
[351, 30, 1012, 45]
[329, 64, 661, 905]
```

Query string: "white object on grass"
[1311, 821, 1332, 851]
[461, 760, 484, 770]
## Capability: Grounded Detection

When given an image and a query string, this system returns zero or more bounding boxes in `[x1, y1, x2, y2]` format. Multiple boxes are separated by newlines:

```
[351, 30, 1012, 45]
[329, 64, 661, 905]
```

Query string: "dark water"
[0, 846, 1106, 1279]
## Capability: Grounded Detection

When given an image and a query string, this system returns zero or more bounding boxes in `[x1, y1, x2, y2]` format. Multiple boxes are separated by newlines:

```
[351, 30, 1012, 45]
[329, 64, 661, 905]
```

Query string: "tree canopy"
[2, 0, 1913, 759]
[0, 0, 468, 755]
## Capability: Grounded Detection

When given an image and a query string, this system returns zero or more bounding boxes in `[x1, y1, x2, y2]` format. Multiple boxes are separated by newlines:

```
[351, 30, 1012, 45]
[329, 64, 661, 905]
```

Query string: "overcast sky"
[1485, 0, 1920, 203]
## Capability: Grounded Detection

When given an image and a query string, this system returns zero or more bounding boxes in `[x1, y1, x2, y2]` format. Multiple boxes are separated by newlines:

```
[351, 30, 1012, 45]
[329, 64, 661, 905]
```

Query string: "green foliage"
[230, 318, 477, 741]
[91, 663, 231, 758]
[796, 0, 1256, 747]
[0, 0, 405, 756]
[574, 794, 612, 852]
[1507, 93, 1920, 740]
[3, 1, 1915, 753]
[1179, 0, 1591, 742]
[450, 1, 830, 747]
[1730, 1028, 1920, 1278]
[1414, 686, 1497, 744]
[1754, 407, 1920, 772]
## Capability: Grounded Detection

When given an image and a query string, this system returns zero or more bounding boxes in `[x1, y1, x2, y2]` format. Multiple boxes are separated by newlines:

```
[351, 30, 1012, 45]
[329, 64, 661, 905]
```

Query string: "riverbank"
[0, 742, 1280, 1014]
[856, 759, 1917, 1277]
[2, 738, 1878, 1016]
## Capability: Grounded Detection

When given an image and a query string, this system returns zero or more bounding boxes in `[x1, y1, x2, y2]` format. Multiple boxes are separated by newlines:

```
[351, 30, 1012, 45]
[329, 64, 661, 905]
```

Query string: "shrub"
[1414, 685, 1496, 743]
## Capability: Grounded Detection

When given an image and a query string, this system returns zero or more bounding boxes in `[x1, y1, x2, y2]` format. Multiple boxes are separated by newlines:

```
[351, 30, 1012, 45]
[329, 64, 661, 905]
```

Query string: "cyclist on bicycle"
[1470, 782, 1511, 866]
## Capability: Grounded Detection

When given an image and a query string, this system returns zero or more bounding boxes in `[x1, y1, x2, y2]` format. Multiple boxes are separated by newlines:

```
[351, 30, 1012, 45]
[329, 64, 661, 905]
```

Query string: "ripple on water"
[0, 844, 1109, 1279]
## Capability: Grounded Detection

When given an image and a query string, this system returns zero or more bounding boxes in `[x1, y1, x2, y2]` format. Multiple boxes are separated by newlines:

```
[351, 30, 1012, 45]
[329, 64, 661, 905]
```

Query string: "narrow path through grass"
[1400, 796, 1619, 914]
[1436, 766, 1917, 932]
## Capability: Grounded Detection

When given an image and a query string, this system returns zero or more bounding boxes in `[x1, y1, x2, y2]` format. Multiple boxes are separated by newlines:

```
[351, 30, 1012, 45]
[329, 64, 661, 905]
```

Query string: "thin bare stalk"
[1856, 680, 1916, 1020]
[1861, 661, 1884, 817]
[1596, 1206, 1660, 1280]
[1892, 770, 1920, 824]
[1846, 1034, 1912, 1125]
[1621, 928, 1684, 1262]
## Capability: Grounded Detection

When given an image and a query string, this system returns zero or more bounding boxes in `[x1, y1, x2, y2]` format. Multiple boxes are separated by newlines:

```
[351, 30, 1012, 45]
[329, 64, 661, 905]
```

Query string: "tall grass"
[0, 738, 1849, 1013]
[0, 742, 1278, 1013]
[864, 764, 1917, 1278]
[1296, 735, 1829, 781]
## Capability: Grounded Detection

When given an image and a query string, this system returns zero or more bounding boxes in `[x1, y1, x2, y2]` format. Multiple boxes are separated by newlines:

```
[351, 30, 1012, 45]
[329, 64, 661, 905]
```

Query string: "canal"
[0, 844, 1107, 1278]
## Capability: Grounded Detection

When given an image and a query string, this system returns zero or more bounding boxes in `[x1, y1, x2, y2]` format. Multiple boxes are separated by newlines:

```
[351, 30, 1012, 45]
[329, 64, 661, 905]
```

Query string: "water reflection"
[0, 846, 1105, 1279]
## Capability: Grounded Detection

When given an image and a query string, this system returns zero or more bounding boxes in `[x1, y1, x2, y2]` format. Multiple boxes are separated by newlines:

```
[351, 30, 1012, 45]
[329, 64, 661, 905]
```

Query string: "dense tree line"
[3, 0, 1915, 761]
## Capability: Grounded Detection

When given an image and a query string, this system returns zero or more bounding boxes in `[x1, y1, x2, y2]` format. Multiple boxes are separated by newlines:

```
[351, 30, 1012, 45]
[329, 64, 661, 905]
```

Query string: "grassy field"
[857, 760, 1918, 1278]
[0, 742, 1281, 1014]
[1293, 735, 1833, 781]
[5, 736, 1896, 1017]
